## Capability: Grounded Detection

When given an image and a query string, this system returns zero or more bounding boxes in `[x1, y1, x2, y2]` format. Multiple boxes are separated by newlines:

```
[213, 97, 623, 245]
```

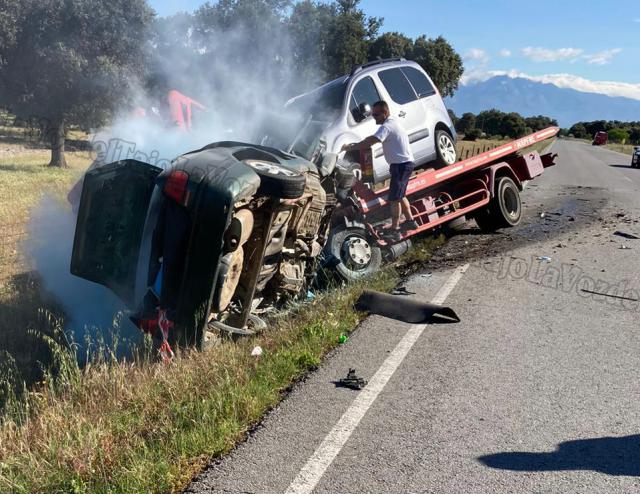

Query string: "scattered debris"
[580, 289, 639, 302]
[251, 346, 263, 357]
[613, 231, 640, 240]
[568, 216, 576, 222]
[619, 245, 632, 250]
[390, 286, 416, 296]
[355, 290, 460, 323]
[307, 290, 316, 300]
[421, 273, 433, 278]
[539, 213, 546, 219]
[336, 369, 367, 390]
[338, 334, 348, 344]
[537, 256, 552, 262]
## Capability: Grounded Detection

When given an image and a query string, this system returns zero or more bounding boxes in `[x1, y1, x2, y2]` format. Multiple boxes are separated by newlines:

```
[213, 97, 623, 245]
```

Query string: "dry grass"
[456, 139, 505, 160]
[605, 143, 637, 156]
[0, 133, 93, 403]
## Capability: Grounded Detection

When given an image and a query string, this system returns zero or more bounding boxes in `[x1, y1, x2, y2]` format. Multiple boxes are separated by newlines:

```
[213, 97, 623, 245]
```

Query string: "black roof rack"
[350, 58, 406, 77]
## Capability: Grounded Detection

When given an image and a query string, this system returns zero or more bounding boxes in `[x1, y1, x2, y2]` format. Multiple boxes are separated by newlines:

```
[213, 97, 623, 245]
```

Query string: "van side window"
[349, 77, 381, 123]
[378, 68, 418, 105]
[401, 67, 437, 98]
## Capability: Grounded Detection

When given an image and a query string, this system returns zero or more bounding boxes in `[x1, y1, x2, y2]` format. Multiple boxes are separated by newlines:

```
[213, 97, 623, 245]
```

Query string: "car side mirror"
[358, 103, 372, 120]
[318, 152, 338, 176]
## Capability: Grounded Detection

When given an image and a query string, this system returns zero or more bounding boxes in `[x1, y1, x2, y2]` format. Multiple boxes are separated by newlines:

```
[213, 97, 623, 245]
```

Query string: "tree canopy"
[0, 0, 154, 166]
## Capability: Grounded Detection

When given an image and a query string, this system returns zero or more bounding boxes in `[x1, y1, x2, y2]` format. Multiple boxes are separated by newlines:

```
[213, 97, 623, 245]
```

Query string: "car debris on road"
[355, 289, 460, 323]
[336, 369, 367, 390]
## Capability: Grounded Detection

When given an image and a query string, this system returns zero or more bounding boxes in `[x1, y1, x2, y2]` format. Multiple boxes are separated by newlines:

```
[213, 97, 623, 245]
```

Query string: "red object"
[359, 147, 375, 183]
[592, 131, 608, 146]
[349, 127, 560, 245]
[167, 90, 206, 132]
[164, 170, 190, 206]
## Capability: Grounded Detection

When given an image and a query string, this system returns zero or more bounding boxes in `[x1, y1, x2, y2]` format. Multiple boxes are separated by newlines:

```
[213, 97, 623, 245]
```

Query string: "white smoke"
[24, 12, 316, 356]
[25, 197, 142, 358]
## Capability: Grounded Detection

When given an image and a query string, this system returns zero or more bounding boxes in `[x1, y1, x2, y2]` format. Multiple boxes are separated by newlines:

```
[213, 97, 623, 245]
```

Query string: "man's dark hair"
[373, 100, 389, 113]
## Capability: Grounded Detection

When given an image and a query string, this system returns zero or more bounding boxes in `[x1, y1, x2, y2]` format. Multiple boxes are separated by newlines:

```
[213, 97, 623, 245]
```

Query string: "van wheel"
[435, 130, 457, 168]
[474, 176, 521, 231]
[244, 160, 307, 199]
[326, 226, 382, 281]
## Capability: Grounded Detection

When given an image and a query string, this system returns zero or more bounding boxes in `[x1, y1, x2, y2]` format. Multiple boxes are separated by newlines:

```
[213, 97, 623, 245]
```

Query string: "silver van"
[281, 58, 458, 183]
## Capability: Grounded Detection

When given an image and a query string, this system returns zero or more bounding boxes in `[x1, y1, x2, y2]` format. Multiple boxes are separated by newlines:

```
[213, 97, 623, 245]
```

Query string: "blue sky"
[150, 0, 640, 98]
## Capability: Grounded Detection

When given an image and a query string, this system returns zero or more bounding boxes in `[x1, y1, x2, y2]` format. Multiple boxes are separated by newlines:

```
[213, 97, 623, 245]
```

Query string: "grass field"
[605, 142, 637, 156]
[0, 130, 92, 392]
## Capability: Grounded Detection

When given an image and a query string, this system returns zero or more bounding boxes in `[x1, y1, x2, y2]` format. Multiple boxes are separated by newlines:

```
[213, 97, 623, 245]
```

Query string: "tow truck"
[326, 127, 560, 280]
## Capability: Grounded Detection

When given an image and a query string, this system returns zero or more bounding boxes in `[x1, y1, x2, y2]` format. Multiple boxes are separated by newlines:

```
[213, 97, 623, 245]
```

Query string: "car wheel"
[435, 130, 457, 168]
[326, 226, 382, 281]
[244, 160, 307, 199]
[473, 176, 521, 231]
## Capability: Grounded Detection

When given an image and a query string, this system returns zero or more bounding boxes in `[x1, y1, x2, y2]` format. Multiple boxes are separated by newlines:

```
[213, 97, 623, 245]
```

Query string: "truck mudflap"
[70, 159, 162, 305]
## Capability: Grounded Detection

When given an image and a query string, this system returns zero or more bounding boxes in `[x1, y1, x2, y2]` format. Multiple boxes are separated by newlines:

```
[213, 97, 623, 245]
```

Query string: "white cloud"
[583, 48, 622, 65]
[464, 48, 490, 65]
[522, 46, 583, 62]
[499, 49, 511, 57]
[462, 69, 640, 100]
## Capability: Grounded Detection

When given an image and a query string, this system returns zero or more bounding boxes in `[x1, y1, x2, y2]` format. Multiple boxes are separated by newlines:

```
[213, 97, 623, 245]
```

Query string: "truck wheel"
[474, 176, 521, 231]
[245, 160, 307, 199]
[326, 226, 382, 281]
[435, 130, 457, 168]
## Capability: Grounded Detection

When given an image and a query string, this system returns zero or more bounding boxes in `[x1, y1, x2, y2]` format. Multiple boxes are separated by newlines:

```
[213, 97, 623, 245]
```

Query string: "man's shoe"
[384, 229, 403, 243]
[403, 220, 420, 231]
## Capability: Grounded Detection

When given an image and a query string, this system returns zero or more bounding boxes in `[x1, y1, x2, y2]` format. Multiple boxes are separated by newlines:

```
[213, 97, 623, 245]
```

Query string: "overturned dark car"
[71, 141, 354, 352]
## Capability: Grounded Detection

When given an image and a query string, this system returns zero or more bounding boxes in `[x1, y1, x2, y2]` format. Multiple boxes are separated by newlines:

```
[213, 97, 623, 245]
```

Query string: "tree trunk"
[47, 119, 68, 168]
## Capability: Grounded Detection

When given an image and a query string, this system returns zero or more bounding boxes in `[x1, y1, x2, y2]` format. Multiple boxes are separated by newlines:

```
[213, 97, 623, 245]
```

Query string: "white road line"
[285, 263, 470, 494]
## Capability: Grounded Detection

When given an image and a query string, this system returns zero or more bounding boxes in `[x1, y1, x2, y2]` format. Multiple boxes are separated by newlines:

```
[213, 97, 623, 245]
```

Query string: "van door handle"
[399, 111, 407, 118]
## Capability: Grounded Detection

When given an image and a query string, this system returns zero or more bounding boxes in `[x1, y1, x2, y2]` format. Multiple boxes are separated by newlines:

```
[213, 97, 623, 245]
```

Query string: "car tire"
[434, 129, 457, 168]
[245, 161, 307, 199]
[473, 176, 521, 231]
[325, 226, 382, 281]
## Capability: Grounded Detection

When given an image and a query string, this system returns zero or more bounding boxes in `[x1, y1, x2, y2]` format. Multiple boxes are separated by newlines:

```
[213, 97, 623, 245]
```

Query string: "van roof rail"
[350, 58, 406, 77]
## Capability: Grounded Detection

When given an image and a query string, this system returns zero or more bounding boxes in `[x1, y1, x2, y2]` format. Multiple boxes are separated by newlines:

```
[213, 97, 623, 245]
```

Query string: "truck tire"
[474, 176, 521, 231]
[326, 226, 382, 281]
[435, 129, 457, 168]
[245, 161, 307, 199]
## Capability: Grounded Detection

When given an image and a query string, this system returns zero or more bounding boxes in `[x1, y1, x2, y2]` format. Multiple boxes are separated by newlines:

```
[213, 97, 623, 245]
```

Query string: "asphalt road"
[187, 139, 640, 493]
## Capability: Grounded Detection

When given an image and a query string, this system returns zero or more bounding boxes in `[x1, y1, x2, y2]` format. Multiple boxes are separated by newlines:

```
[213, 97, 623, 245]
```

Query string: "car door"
[346, 76, 387, 177]
[400, 66, 439, 159]
[376, 67, 429, 163]
[71, 160, 162, 306]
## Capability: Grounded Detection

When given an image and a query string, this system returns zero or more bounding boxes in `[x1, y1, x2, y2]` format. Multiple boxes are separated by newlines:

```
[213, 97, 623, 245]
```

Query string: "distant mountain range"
[446, 76, 640, 128]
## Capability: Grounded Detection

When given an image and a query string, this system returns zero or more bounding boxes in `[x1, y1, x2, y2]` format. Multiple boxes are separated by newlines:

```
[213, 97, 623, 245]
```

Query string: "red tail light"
[164, 170, 190, 206]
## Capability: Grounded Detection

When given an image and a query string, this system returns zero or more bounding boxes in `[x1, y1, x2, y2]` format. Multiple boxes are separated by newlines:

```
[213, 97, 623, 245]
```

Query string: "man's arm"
[340, 135, 380, 154]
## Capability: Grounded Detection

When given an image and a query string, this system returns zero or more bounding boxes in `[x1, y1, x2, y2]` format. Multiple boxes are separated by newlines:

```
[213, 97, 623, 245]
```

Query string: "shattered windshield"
[257, 77, 348, 160]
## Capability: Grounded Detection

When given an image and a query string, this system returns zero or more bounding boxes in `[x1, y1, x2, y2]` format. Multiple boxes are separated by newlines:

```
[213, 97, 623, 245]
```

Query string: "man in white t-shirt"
[341, 100, 418, 242]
